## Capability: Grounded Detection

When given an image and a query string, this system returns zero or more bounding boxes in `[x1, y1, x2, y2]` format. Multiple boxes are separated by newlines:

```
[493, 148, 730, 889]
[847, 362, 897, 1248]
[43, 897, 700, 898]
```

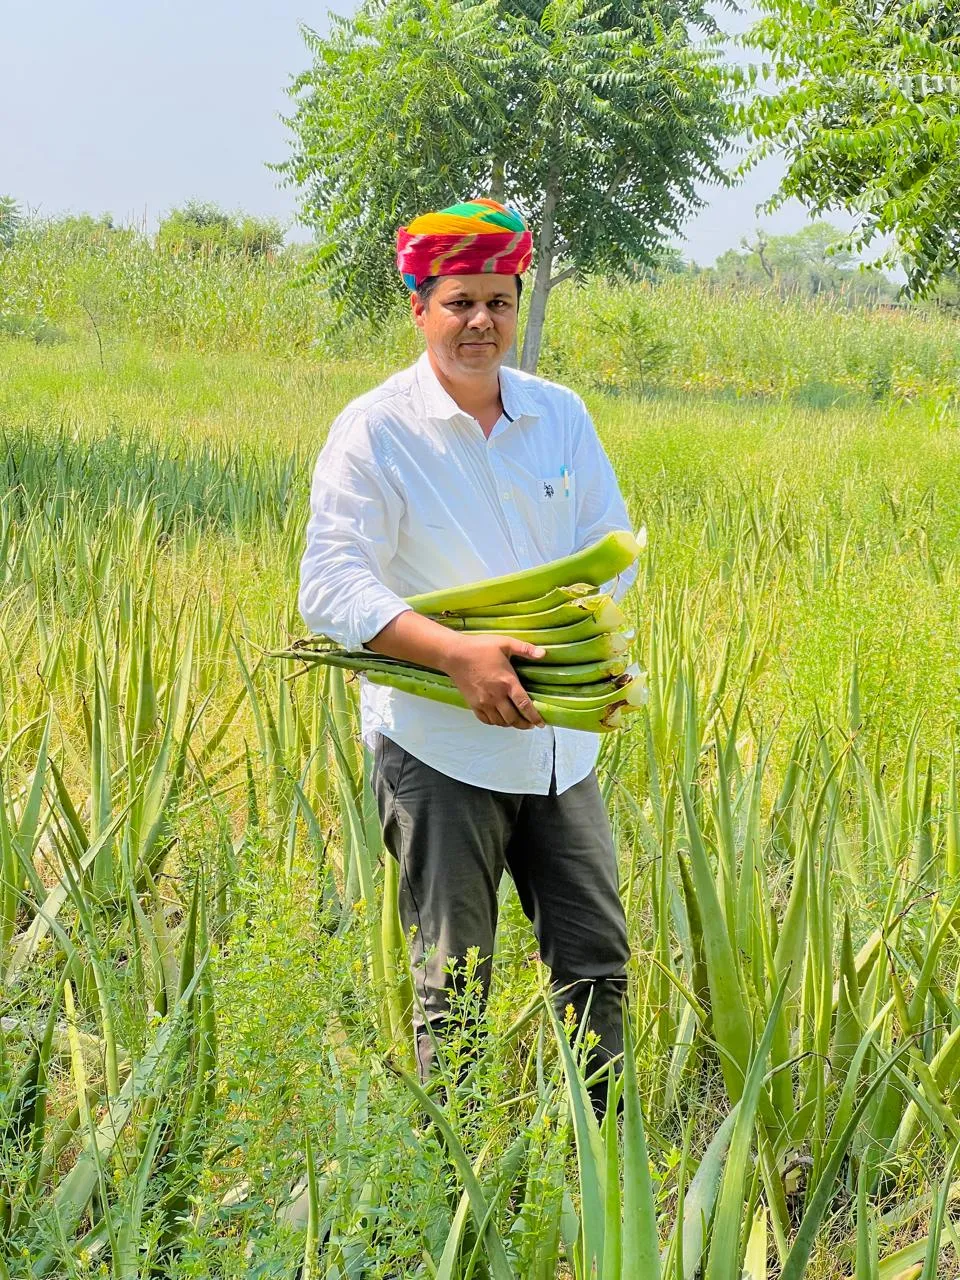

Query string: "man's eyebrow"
[446, 289, 513, 300]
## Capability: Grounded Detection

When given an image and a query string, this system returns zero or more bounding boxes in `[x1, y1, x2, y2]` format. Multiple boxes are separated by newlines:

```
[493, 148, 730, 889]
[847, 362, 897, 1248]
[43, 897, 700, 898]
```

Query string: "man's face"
[412, 274, 519, 380]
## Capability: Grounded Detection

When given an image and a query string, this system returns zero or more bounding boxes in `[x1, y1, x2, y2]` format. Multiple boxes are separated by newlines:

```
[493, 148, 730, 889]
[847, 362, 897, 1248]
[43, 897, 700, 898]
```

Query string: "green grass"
[3, 270, 960, 1276]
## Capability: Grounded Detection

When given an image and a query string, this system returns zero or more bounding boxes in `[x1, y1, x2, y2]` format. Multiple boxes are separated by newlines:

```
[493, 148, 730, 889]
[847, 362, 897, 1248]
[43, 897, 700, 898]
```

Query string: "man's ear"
[411, 292, 427, 329]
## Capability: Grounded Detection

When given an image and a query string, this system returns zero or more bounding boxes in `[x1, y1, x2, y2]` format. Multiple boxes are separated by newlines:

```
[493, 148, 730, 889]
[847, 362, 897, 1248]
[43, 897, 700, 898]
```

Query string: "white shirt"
[299, 350, 634, 795]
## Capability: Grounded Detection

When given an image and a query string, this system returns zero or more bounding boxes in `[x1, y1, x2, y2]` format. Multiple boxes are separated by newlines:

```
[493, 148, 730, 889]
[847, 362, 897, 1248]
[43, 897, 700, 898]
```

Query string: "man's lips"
[460, 340, 496, 348]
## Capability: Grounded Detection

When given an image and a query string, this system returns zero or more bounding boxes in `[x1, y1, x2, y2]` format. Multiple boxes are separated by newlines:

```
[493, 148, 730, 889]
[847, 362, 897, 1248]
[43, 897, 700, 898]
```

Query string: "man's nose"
[467, 305, 494, 329]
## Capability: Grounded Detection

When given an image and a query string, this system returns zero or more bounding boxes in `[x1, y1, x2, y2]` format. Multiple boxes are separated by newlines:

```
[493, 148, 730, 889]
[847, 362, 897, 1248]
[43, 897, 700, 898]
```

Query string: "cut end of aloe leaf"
[601, 702, 626, 729]
[594, 597, 627, 630]
[623, 673, 649, 706]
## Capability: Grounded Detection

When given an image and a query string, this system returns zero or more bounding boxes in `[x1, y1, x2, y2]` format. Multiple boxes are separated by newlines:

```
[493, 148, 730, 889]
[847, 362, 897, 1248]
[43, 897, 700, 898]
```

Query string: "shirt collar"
[414, 350, 539, 426]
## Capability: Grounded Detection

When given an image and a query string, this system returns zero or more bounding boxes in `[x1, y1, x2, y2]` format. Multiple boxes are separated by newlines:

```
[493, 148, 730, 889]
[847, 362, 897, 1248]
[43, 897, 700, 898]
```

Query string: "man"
[299, 198, 633, 1096]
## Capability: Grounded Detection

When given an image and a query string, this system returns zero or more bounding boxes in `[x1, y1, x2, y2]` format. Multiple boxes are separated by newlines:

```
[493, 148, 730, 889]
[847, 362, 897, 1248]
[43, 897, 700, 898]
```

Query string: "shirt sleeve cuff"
[352, 592, 413, 650]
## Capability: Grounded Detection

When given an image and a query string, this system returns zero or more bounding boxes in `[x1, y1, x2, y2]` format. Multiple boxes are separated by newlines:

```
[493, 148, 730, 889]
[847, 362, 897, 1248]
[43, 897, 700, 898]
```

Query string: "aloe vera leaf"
[450, 583, 595, 617]
[361, 668, 625, 732]
[743, 1206, 768, 1280]
[679, 774, 752, 1104]
[436, 1135, 500, 1280]
[893, 1022, 960, 1155]
[27, 964, 206, 1276]
[4, 801, 133, 988]
[521, 681, 642, 712]
[546, 999, 606, 1279]
[288, 645, 631, 689]
[660, 1108, 737, 1278]
[433, 611, 619, 646]
[405, 530, 641, 613]
[533, 630, 632, 665]
[602, 1066, 623, 1279]
[524, 673, 632, 697]
[514, 656, 629, 685]
[920, 1140, 960, 1280]
[855, 1159, 879, 1280]
[450, 583, 599, 616]
[302, 1129, 321, 1280]
[381, 854, 414, 1061]
[621, 1007, 661, 1279]
[779, 1038, 913, 1280]
[705, 980, 787, 1280]
[431, 595, 624, 635]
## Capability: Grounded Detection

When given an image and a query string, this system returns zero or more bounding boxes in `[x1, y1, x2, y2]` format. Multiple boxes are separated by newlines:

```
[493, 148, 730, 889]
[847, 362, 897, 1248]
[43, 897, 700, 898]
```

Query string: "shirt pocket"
[536, 471, 576, 556]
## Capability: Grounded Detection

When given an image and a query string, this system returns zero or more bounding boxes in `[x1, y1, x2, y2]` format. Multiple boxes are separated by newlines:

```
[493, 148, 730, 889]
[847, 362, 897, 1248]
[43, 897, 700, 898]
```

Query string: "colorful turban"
[396, 198, 533, 291]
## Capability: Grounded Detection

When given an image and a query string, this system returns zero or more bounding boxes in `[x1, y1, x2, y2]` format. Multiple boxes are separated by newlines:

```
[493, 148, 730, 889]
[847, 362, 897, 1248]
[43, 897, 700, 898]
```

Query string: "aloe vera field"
[5, 227, 960, 1278]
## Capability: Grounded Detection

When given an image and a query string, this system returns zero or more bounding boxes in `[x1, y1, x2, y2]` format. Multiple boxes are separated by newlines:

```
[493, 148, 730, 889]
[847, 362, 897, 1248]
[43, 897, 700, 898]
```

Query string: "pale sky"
[0, 0, 852, 267]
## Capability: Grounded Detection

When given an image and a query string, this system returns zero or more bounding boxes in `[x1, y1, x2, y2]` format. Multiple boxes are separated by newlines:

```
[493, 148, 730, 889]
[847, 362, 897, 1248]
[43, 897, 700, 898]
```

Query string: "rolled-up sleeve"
[570, 398, 638, 603]
[298, 410, 412, 648]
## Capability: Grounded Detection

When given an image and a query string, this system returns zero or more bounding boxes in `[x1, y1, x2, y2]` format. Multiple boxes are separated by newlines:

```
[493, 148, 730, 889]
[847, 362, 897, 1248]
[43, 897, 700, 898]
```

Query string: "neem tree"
[741, 0, 960, 297]
[279, 0, 735, 371]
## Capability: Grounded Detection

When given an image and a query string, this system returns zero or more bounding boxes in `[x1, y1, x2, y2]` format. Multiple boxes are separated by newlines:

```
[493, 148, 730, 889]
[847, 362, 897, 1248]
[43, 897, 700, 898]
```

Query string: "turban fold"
[396, 198, 533, 291]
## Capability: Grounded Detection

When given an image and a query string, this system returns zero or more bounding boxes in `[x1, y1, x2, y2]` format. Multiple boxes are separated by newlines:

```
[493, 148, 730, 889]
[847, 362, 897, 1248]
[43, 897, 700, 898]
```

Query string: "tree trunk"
[489, 157, 505, 203]
[520, 175, 558, 374]
[488, 157, 519, 366]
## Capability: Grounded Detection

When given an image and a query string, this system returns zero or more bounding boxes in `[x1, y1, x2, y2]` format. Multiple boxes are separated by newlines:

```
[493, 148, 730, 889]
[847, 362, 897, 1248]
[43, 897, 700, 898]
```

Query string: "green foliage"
[157, 200, 284, 259]
[0, 204, 68, 345]
[2, 218, 958, 400]
[585, 296, 677, 393]
[0, 215, 318, 353]
[0, 197, 21, 249]
[52, 211, 128, 241]
[741, 0, 960, 296]
[712, 221, 899, 303]
[539, 275, 960, 400]
[623, 243, 691, 283]
[0, 311, 66, 345]
[279, 0, 737, 368]
[927, 266, 960, 310]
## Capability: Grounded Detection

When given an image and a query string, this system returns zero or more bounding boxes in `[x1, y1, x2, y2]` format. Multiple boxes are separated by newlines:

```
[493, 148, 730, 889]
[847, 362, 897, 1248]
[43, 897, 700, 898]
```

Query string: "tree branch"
[548, 265, 577, 290]
[604, 162, 631, 201]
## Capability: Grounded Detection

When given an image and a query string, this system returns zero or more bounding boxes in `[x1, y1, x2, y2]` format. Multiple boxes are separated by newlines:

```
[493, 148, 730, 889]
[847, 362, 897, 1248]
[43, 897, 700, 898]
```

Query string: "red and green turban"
[396, 198, 533, 291]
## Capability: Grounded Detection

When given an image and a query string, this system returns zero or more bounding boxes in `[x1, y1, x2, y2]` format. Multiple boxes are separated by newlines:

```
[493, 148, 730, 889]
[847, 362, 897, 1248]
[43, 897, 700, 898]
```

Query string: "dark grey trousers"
[370, 732, 630, 1084]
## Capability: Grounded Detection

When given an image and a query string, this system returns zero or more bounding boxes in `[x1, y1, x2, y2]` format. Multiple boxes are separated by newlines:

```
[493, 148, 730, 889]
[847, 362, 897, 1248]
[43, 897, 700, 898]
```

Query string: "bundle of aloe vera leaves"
[283, 529, 648, 732]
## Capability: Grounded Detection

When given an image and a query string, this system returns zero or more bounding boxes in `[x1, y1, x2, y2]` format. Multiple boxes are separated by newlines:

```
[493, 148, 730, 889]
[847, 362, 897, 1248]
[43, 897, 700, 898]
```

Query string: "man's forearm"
[366, 609, 460, 673]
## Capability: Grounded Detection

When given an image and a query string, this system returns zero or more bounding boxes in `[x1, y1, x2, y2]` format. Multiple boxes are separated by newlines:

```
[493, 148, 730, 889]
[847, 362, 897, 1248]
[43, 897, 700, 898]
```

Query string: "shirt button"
[501, 490, 512, 501]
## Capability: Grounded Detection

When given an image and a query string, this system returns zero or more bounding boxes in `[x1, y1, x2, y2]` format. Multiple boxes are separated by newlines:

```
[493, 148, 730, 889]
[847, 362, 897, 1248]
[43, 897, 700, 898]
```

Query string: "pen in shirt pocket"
[560, 465, 570, 498]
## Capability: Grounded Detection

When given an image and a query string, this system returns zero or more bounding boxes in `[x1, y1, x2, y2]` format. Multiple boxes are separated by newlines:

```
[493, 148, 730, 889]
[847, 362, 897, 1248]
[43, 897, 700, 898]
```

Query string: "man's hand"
[441, 634, 546, 729]
[366, 611, 545, 729]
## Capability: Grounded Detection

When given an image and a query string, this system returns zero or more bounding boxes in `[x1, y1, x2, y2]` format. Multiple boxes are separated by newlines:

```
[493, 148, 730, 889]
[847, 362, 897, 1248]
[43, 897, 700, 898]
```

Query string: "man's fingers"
[476, 706, 510, 728]
[512, 689, 545, 727]
[504, 639, 546, 661]
[496, 698, 529, 729]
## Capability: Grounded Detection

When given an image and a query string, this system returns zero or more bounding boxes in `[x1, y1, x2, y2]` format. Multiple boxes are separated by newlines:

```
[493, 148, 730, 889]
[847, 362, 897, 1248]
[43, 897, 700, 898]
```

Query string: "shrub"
[157, 200, 284, 259]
